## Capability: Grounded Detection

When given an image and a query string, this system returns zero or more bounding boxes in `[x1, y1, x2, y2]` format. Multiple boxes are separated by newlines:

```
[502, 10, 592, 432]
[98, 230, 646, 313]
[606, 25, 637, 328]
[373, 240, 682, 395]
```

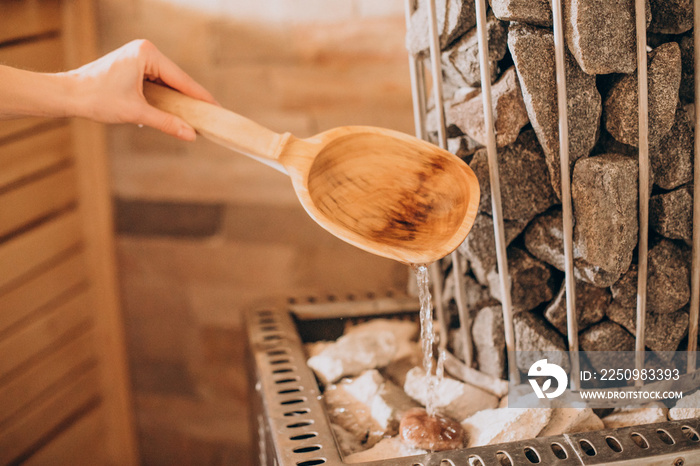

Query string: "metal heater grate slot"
[248, 307, 342, 466]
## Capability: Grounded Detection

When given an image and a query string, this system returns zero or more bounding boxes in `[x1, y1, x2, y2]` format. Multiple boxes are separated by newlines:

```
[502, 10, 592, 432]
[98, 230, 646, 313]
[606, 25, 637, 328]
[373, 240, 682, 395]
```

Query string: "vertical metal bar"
[430, 263, 448, 354]
[404, 0, 428, 141]
[426, 0, 450, 352]
[423, 0, 475, 367]
[452, 252, 474, 366]
[687, 1, 700, 373]
[423, 0, 474, 366]
[551, 0, 579, 390]
[474, 0, 519, 384]
[634, 0, 650, 385]
[426, 0, 448, 149]
[404, 0, 429, 300]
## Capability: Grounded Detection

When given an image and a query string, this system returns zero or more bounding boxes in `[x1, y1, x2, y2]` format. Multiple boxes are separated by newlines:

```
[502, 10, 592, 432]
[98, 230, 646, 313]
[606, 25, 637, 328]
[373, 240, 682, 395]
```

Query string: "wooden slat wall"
[0, 1, 138, 464]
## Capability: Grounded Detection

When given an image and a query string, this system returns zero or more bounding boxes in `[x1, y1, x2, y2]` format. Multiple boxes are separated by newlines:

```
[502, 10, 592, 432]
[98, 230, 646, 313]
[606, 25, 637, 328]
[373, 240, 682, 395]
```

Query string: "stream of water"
[412, 263, 443, 417]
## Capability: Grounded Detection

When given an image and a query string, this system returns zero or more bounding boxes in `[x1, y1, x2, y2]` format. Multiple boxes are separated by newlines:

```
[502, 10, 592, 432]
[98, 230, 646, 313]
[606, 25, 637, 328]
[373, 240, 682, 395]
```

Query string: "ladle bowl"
[144, 82, 479, 264]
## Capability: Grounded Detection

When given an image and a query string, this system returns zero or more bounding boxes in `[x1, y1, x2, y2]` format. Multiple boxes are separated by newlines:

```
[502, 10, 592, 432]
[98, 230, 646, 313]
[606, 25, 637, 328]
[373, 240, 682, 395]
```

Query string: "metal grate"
[246, 303, 700, 465]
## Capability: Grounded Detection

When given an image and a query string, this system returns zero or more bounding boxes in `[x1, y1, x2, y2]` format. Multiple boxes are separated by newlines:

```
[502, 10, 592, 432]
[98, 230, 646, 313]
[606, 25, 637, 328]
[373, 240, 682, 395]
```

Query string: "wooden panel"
[0, 165, 78, 238]
[0, 0, 137, 464]
[0, 208, 82, 290]
[0, 34, 64, 72]
[63, 0, 140, 462]
[23, 405, 108, 466]
[0, 331, 97, 425]
[0, 288, 93, 380]
[0, 366, 101, 464]
[0, 118, 53, 142]
[0, 251, 87, 336]
[0, 0, 62, 44]
[0, 124, 72, 190]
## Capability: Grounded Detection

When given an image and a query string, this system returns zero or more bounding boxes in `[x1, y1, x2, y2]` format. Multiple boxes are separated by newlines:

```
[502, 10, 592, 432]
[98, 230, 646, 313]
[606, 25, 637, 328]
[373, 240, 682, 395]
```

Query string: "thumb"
[137, 105, 197, 141]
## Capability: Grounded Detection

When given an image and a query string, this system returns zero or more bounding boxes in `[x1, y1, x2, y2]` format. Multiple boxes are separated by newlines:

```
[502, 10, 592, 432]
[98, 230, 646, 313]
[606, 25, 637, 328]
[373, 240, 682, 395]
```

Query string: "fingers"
[136, 104, 197, 141]
[139, 40, 218, 105]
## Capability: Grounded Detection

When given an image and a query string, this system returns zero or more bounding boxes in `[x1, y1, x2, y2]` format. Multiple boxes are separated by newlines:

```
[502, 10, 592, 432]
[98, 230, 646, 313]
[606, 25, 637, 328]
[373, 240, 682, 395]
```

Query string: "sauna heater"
[245, 0, 700, 464]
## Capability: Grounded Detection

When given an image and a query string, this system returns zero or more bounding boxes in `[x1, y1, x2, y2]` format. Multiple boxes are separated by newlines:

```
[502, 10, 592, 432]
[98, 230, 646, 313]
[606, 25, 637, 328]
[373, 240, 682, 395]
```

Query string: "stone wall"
[405, 0, 695, 378]
[96, 0, 412, 463]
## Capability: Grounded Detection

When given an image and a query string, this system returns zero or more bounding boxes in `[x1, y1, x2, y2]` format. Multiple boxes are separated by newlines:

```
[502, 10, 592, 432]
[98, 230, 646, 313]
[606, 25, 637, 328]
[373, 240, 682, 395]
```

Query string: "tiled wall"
[96, 0, 413, 463]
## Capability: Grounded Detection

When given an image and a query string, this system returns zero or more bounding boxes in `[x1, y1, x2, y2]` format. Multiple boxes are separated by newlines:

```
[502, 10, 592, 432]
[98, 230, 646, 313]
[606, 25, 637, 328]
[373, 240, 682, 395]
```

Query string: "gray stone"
[564, 0, 639, 74]
[449, 67, 530, 148]
[579, 321, 635, 352]
[514, 311, 569, 372]
[649, 0, 693, 34]
[458, 213, 529, 285]
[610, 264, 638, 309]
[442, 11, 509, 87]
[651, 104, 694, 190]
[448, 135, 482, 163]
[651, 184, 693, 245]
[593, 130, 638, 158]
[523, 208, 624, 287]
[445, 272, 499, 337]
[508, 23, 601, 198]
[610, 245, 691, 314]
[463, 274, 499, 313]
[472, 305, 507, 378]
[470, 130, 558, 221]
[406, 0, 477, 54]
[487, 246, 556, 313]
[604, 42, 682, 148]
[606, 301, 689, 352]
[544, 280, 609, 335]
[679, 34, 694, 103]
[426, 100, 465, 136]
[648, 239, 691, 314]
[490, 0, 552, 27]
[572, 154, 638, 277]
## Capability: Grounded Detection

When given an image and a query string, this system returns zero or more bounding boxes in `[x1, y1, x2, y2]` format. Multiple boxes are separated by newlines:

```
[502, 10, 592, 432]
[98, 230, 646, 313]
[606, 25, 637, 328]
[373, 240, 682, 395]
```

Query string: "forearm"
[0, 40, 214, 140]
[0, 65, 78, 120]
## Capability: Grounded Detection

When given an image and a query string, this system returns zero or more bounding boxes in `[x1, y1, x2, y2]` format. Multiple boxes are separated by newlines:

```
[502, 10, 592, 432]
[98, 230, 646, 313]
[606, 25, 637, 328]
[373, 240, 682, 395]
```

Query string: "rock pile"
[304, 318, 700, 461]
[305, 319, 622, 461]
[405, 0, 694, 378]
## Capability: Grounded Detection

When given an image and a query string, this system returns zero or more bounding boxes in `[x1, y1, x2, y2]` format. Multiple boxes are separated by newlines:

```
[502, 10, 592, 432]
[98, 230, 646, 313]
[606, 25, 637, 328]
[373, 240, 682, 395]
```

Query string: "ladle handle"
[143, 81, 288, 170]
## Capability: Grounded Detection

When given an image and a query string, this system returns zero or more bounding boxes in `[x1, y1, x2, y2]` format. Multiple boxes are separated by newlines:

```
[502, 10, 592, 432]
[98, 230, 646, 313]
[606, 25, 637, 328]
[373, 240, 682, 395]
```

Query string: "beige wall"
[96, 0, 413, 463]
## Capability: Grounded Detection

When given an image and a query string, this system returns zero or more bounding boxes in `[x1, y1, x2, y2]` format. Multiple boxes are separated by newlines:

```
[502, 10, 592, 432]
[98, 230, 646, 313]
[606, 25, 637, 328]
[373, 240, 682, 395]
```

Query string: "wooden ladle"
[143, 82, 480, 264]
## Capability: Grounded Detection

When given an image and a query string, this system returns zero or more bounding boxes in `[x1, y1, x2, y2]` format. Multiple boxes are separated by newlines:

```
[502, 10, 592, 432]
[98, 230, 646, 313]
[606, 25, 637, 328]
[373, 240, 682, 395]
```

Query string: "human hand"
[67, 39, 217, 141]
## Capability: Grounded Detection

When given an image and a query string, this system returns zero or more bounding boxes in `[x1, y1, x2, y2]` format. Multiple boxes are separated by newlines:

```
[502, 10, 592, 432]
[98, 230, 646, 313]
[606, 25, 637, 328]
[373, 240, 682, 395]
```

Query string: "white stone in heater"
[669, 391, 700, 421]
[403, 367, 499, 421]
[343, 436, 426, 464]
[307, 330, 397, 385]
[603, 402, 669, 428]
[538, 408, 604, 437]
[460, 407, 552, 448]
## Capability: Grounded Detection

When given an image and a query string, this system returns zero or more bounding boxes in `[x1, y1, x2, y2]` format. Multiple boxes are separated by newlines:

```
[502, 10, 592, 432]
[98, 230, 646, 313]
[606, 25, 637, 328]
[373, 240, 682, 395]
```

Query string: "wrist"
[55, 70, 87, 119]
